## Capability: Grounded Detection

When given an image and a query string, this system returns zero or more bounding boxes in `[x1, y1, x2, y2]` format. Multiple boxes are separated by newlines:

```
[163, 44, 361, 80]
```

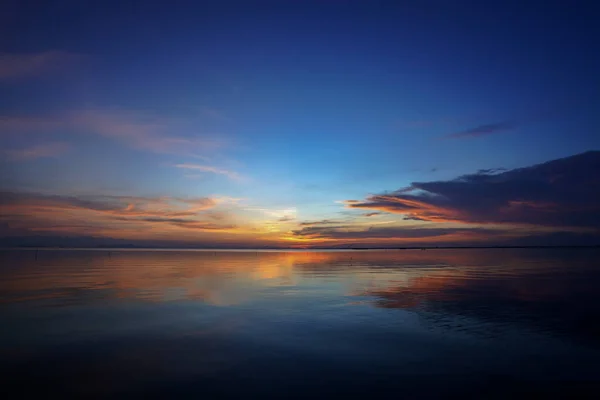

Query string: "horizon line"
[2, 245, 600, 252]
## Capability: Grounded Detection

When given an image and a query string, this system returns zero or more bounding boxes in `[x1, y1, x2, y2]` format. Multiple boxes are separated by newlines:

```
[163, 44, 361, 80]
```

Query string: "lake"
[1, 249, 599, 398]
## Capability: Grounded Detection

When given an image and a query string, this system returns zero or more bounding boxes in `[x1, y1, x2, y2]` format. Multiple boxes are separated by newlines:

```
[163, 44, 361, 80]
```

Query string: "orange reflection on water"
[0, 250, 330, 305]
[0, 249, 594, 309]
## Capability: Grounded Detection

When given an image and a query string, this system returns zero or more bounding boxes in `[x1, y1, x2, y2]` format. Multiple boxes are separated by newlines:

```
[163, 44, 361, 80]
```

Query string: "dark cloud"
[298, 226, 599, 247]
[278, 216, 295, 222]
[292, 225, 501, 240]
[292, 225, 350, 236]
[299, 219, 340, 226]
[445, 120, 517, 139]
[347, 151, 600, 229]
[364, 212, 381, 217]
[403, 216, 427, 221]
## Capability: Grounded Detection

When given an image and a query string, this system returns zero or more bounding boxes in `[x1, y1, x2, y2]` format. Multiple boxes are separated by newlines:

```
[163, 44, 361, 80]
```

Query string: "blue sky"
[1, 0, 599, 247]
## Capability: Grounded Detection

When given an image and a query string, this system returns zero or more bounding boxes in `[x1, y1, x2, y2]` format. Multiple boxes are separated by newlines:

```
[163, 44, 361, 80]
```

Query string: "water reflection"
[1, 249, 600, 398]
[0, 250, 299, 305]
[351, 250, 600, 344]
[2, 249, 600, 342]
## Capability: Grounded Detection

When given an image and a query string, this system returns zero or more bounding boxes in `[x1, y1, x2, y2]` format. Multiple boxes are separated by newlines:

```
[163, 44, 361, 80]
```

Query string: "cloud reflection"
[2, 249, 600, 346]
[354, 250, 600, 343]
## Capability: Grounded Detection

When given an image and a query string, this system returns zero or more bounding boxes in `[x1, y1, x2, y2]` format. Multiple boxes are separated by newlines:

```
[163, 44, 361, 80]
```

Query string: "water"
[1, 249, 599, 398]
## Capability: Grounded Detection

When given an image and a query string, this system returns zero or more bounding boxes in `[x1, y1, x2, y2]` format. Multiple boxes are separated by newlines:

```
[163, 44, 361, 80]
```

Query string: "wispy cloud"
[0, 190, 243, 238]
[0, 109, 226, 158]
[2, 142, 70, 161]
[444, 120, 517, 139]
[441, 102, 580, 140]
[246, 207, 297, 220]
[337, 200, 360, 204]
[112, 216, 237, 231]
[0, 191, 218, 218]
[70, 109, 225, 157]
[0, 51, 79, 80]
[174, 163, 242, 181]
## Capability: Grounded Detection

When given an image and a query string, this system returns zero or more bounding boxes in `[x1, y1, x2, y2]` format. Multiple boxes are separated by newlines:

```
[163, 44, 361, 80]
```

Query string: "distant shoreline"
[1, 245, 599, 251]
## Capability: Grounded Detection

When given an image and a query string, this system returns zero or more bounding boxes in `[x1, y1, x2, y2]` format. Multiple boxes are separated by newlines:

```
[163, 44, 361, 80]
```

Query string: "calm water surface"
[1, 249, 599, 398]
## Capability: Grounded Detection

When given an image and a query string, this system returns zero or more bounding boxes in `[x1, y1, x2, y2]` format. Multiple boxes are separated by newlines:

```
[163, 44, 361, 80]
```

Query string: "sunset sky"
[1, 0, 599, 248]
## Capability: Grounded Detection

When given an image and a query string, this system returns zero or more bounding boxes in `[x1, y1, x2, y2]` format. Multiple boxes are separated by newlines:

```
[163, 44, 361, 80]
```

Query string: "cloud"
[364, 212, 381, 217]
[477, 168, 507, 174]
[0, 109, 225, 157]
[278, 216, 295, 222]
[2, 142, 70, 161]
[403, 216, 427, 221]
[445, 120, 517, 139]
[292, 225, 502, 240]
[0, 189, 264, 246]
[0, 51, 79, 80]
[174, 163, 241, 181]
[175, 196, 220, 207]
[0, 190, 242, 237]
[113, 216, 237, 231]
[205, 211, 227, 221]
[299, 219, 340, 226]
[0, 191, 218, 218]
[246, 207, 297, 220]
[69, 109, 224, 157]
[346, 151, 600, 229]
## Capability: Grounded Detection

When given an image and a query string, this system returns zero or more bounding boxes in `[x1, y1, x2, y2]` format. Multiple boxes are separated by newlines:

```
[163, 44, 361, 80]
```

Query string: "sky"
[1, 0, 599, 248]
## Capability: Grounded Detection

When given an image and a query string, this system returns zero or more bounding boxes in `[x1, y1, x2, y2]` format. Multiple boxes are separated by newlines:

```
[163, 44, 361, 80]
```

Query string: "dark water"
[1, 249, 600, 399]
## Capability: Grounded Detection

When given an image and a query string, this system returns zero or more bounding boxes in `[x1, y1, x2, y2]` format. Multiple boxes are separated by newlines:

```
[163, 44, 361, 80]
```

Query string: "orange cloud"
[0, 190, 298, 246]
[0, 191, 237, 236]
[2, 188, 591, 248]
[347, 194, 461, 223]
